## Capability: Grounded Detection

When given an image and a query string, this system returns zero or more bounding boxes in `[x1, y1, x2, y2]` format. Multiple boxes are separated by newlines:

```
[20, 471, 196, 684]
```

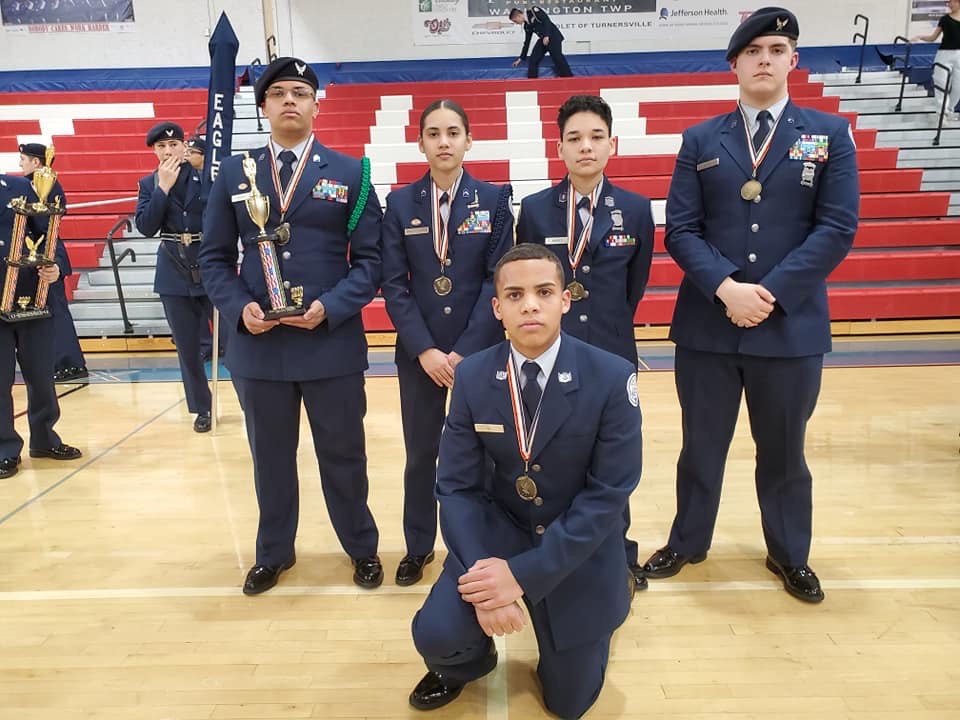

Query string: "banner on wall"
[1, 0, 135, 33]
[908, 0, 949, 36]
[413, 0, 749, 45]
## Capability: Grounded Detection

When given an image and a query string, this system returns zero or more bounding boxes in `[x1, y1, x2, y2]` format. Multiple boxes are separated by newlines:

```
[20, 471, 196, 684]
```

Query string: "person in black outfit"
[510, 6, 573, 78]
[911, 0, 960, 121]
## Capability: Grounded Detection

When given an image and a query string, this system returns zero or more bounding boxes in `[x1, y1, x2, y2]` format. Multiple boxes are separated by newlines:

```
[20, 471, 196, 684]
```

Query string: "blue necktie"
[521, 361, 542, 429]
[278, 150, 297, 191]
[574, 195, 590, 240]
[752, 110, 773, 153]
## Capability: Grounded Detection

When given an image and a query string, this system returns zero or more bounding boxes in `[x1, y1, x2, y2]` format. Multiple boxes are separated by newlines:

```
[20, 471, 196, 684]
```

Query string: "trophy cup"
[241, 152, 305, 319]
[1, 145, 65, 323]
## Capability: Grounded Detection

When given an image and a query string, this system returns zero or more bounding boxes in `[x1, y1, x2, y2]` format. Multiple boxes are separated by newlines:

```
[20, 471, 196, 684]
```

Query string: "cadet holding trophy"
[200, 57, 385, 595]
[0, 155, 82, 479]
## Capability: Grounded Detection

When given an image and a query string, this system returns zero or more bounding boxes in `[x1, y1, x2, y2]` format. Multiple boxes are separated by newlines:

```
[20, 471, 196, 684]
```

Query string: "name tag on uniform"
[605, 234, 636, 247]
[312, 178, 350, 203]
[475, 423, 504, 433]
[457, 210, 491, 234]
[545, 236, 567, 245]
[696, 158, 720, 172]
[789, 134, 829, 162]
[404, 226, 430, 236]
[231, 192, 251, 203]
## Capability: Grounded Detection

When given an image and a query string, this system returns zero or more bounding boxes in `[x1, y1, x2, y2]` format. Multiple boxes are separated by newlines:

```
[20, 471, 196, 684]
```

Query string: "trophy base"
[0, 307, 52, 323]
[5, 257, 56, 269]
[263, 306, 306, 320]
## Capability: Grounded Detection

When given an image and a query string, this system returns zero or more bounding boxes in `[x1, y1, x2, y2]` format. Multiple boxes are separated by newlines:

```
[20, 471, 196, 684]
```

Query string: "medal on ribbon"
[507, 355, 544, 503]
[268, 137, 315, 221]
[431, 172, 462, 296]
[566, 180, 603, 301]
[738, 105, 782, 202]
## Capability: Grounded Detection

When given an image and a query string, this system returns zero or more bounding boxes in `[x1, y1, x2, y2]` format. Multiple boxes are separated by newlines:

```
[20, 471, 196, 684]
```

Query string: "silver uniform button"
[751, 223, 759, 233]
[581, 265, 591, 273]
[748, 253, 757, 263]
[531, 464, 541, 472]
[282, 251, 291, 260]
[579, 314, 588, 323]
[583, 290, 590, 299]
[283, 281, 291, 289]
[443, 306, 452, 315]
[444, 258, 452, 266]
[535, 525, 545, 535]
[533, 497, 543, 507]
[754, 195, 762, 204]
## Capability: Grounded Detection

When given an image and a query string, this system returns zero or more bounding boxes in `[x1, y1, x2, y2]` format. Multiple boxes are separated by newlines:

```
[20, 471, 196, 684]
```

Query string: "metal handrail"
[852, 14, 870, 84]
[931, 61, 954, 147]
[105, 216, 135, 334]
[249, 56, 264, 132]
[266, 35, 277, 63]
[891, 36, 912, 112]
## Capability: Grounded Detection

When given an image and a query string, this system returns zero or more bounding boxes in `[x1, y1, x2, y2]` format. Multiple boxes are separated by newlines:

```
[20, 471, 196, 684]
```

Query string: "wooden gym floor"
[0, 336, 957, 719]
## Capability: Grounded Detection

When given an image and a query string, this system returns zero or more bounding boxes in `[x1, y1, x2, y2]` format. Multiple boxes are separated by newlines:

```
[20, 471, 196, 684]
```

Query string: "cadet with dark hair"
[642, 8, 860, 603]
[510, 6, 573, 78]
[381, 99, 514, 586]
[517, 94, 654, 591]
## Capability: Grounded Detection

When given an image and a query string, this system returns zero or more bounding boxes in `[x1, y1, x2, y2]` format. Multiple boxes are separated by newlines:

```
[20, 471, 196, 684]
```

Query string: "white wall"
[0, 0, 914, 71]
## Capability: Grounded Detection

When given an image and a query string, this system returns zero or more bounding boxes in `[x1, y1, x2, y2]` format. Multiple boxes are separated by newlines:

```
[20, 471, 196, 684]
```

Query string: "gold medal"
[740, 179, 762, 201]
[516, 474, 537, 501]
[433, 275, 452, 296]
[567, 280, 586, 301]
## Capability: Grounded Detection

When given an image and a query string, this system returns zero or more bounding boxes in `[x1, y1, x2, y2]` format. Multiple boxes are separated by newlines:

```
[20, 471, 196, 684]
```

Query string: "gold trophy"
[1, 145, 65, 322]
[242, 152, 304, 319]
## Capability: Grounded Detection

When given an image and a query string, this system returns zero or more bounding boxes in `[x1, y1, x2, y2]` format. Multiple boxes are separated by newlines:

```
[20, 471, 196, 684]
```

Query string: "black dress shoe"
[642, 545, 707, 579]
[396, 551, 435, 586]
[193, 413, 212, 433]
[29, 444, 82, 460]
[0, 456, 20, 479]
[53, 366, 89, 383]
[628, 562, 649, 592]
[353, 555, 384, 588]
[242, 555, 296, 596]
[766, 556, 825, 603]
[409, 647, 497, 711]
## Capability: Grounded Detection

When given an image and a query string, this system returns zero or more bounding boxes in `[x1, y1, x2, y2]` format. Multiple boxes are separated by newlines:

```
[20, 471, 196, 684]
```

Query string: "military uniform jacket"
[518, 177, 654, 367]
[0, 174, 68, 311]
[519, 6, 564, 58]
[135, 165, 206, 297]
[198, 139, 382, 382]
[665, 101, 859, 358]
[381, 170, 513, 360]
[438, 334, 642, 652]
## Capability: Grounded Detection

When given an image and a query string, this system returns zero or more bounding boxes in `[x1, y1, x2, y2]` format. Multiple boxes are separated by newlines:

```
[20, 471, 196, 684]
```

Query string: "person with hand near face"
[408, 244, 641, 718]
[135, 122, 213, 434]
[641, 8, 859, 604]
[381, 99, 514, 587]
[199, 56, 384, 596]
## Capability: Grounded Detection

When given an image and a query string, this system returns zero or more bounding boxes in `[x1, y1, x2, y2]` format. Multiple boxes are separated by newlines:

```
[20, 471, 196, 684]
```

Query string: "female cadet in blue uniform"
[408, 243, 641, 718]
[509, 6, 573, 78]
[517, 94, 654, 591]
[0, 174, 82, 478]
[199, 57, 384, 595]
[135, 122, 212, 433]
[18, 143, 87, 383]
[641, 8, 860, 603]
[381, 99, 514, 587]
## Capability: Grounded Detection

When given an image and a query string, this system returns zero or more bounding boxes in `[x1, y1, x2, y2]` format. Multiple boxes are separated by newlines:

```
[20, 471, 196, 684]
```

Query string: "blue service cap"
[19, 142, 47, 161]
[254, 56, 319, 105]
[145, 121, 185, 147]
[726, 7, 799, 61]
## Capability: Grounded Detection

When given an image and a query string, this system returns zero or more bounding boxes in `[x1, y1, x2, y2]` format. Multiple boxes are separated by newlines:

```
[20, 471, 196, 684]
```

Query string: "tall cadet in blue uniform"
[408, 244, 641, 718]
[510, 6, 573, 78]
[381, 99, 513, 587]
[641, 8, 859, 603]
[199, 57, 384, 595]
[135, 122, 212, 433]
[18, 143, 87, 383]
[0, 174, 82, 479]
[518, 94, 654, 590]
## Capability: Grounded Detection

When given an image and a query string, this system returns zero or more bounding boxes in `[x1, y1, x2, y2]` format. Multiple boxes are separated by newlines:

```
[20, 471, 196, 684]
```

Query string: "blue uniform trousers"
[160, 294, 212, 415]
[48, 283, 84, 371]
[0, 318, 61, 458]
[669, 346, 823, 567]
[412, 567, 611, 719]
[396, 347, 448, 557]
[528, 38, 573, 78]
[232, 371, 380, 567]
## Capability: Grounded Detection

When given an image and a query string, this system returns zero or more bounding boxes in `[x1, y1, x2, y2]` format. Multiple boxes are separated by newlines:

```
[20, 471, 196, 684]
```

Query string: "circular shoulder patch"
[626, 373, 639, 408]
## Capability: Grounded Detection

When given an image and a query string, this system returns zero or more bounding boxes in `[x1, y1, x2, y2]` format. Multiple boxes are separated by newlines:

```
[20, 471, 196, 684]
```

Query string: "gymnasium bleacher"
[0, 67, 958, 338]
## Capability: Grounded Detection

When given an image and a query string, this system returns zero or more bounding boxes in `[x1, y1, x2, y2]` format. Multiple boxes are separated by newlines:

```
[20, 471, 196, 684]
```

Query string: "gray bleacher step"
[840, 97, 940, 113]
[921, 167, 960, 183]
[898, 147, 960, 166]
[823, 85, 929, 100]
[72, 285, 159, 302]
[856, 114, 956, 130]
[74, 319, 172, 337]
[921, 180, 960, 195]
[70, 300, 166, 322]
[86, 268, 157, 286]
[812, 71, 905, 85]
